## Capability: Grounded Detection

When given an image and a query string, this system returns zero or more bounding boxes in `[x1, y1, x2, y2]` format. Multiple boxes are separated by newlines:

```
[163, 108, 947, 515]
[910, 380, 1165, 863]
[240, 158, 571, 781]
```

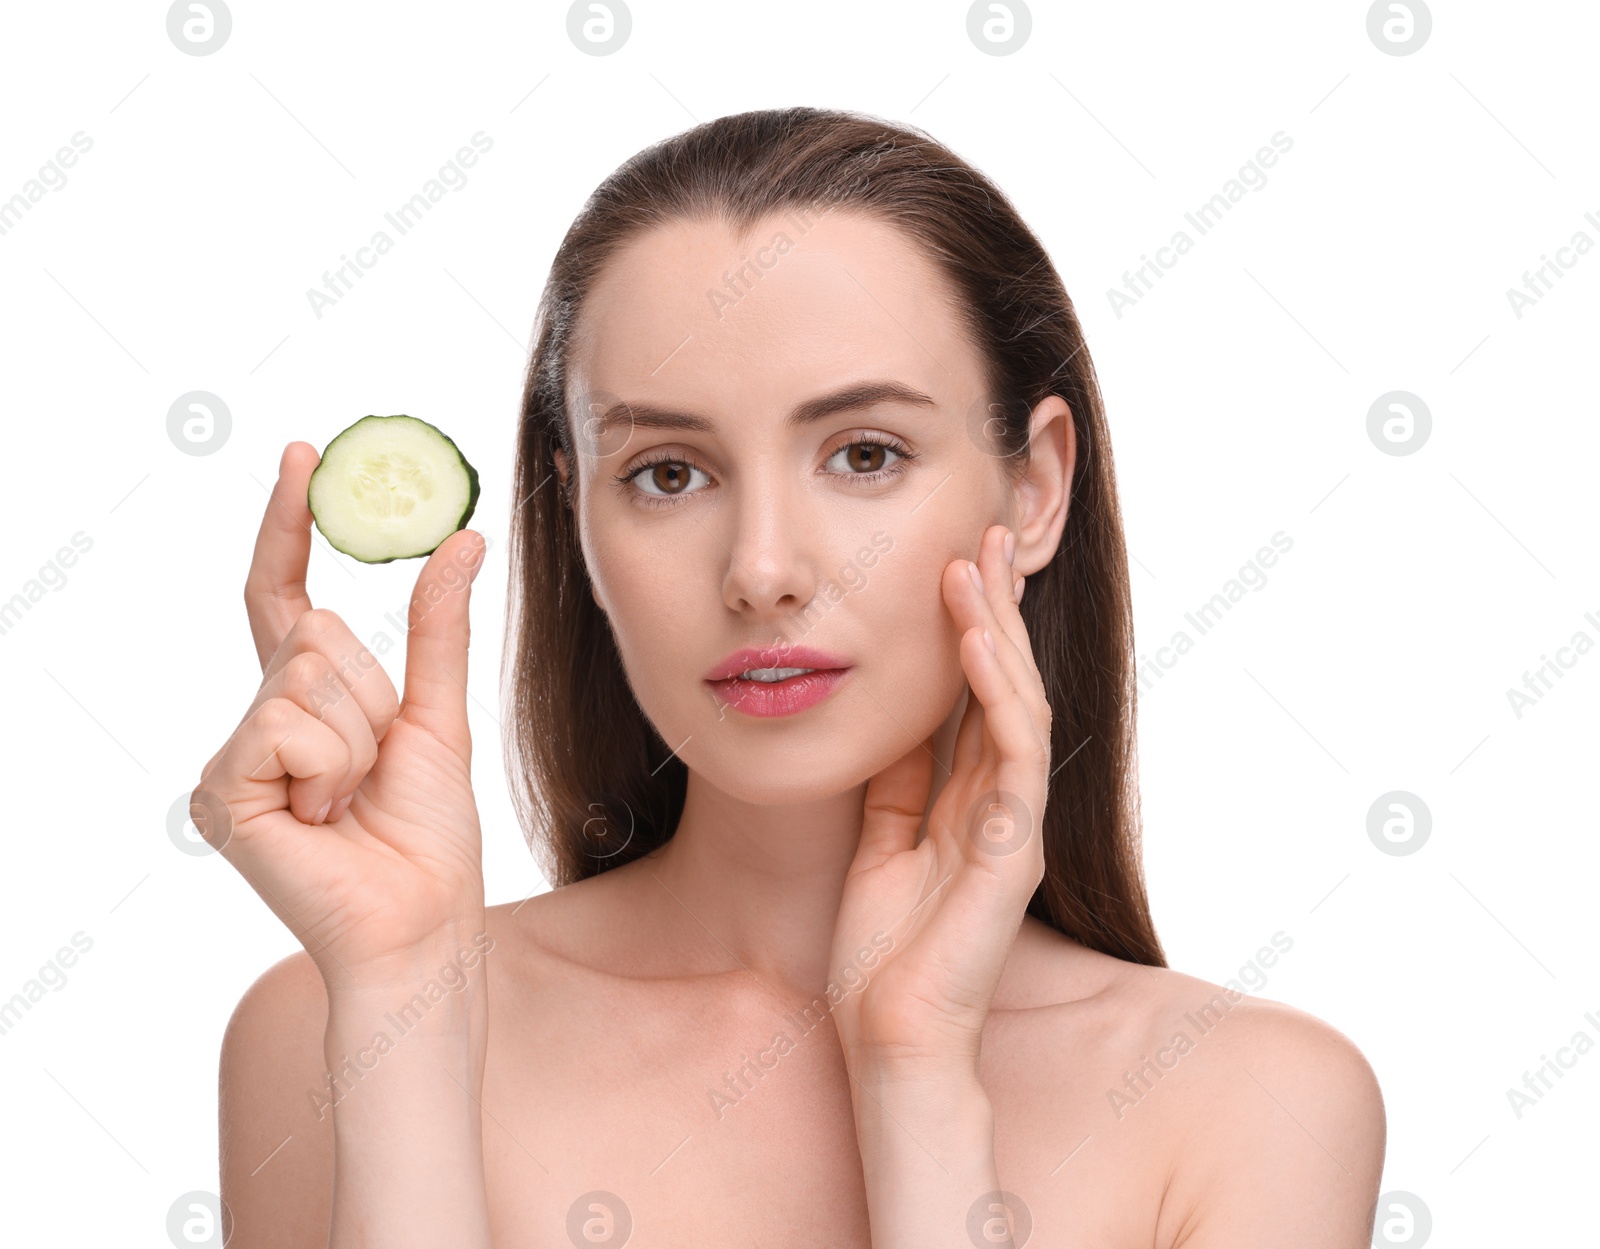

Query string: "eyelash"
[612, 434, 919, 509]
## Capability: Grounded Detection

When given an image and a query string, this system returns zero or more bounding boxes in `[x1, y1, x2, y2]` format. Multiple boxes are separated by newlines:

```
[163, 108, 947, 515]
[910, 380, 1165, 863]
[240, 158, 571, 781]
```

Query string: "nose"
[719, 474, 821, 619]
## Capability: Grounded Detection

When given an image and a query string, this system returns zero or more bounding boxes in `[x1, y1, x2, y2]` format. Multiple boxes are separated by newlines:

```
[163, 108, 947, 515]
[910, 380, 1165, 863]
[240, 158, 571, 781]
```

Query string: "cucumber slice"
[307, 415, 480, 564]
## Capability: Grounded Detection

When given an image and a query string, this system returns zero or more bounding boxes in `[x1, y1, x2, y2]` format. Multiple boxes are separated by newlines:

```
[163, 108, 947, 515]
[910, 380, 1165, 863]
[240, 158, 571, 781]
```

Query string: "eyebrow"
[588, 379, 938, 440]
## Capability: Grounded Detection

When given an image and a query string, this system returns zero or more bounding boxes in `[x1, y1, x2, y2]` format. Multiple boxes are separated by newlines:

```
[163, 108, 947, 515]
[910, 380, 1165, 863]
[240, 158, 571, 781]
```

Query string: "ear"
[1010, 394, 1075, 578]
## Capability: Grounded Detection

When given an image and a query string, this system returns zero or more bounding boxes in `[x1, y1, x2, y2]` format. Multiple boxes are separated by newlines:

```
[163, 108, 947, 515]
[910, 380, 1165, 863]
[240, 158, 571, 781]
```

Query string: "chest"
[475, 975, 1171, 1246]
[481, 981, 871, 1245]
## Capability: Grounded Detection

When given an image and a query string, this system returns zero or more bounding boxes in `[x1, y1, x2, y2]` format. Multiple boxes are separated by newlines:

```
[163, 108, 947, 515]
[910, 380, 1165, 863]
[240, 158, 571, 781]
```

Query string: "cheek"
[853, 546, 960, 651]
[584, 532, 730, 743]
[846, 540, 970, 716]
[591, 543, 691, 657]
[578, 506, 983, 801]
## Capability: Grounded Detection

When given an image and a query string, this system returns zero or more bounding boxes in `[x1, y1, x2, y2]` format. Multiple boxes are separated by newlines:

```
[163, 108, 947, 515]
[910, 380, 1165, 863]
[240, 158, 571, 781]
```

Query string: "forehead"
[568, 209, 980, 417]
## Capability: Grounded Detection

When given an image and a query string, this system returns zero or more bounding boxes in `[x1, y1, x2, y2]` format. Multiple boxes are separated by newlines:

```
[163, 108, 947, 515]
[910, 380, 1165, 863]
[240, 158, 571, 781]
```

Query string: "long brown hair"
[501, 106, 1164, 967]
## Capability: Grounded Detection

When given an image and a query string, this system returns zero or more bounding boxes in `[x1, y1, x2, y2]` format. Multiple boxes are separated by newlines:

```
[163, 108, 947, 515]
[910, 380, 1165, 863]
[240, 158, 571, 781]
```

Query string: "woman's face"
[557, 208, 1066, 805]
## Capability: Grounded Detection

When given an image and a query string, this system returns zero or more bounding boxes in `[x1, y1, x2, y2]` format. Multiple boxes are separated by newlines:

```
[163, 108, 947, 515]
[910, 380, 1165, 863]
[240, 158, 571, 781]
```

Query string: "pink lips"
[703, 645, 853, 718]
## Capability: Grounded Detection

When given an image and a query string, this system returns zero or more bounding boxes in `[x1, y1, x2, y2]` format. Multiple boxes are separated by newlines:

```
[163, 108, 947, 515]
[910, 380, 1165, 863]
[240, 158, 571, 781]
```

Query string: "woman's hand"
[189, 441, 490, 991]
[829, 522, 1050, 1080]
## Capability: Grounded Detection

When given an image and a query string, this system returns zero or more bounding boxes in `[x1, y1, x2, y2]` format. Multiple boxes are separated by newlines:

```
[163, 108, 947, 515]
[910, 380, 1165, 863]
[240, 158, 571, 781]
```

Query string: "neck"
[635, 686, 969, 997]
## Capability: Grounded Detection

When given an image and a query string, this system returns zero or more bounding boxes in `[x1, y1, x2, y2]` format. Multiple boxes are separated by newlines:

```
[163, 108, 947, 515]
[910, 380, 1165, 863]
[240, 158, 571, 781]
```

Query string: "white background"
[0, 0, 1594, 1243]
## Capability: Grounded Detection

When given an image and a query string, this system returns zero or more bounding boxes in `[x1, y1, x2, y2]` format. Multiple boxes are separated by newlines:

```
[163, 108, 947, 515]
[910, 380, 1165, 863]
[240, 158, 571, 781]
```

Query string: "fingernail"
[1003, 530, 1016, 565]
[468, 539, 486, 583]
[314, 798, 332, 824]
[967, 561, 984, 594]
[1014, 576, 1025, 604]
[983, 628, 996, 655]
[330, 793, 353, 822]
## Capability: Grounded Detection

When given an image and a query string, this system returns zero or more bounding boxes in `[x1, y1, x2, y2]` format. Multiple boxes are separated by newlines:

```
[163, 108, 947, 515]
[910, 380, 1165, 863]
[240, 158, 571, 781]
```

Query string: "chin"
[685, 686, 962, 806]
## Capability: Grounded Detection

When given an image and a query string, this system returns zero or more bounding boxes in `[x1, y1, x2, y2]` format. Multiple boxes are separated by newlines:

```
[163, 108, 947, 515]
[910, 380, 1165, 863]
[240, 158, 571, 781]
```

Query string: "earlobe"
[1013, 395, 1075, 577]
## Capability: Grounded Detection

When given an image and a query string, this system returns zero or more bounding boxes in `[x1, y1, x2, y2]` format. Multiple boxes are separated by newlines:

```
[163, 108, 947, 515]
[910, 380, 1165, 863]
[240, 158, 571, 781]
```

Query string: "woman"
[206, 106, 1384, 1247]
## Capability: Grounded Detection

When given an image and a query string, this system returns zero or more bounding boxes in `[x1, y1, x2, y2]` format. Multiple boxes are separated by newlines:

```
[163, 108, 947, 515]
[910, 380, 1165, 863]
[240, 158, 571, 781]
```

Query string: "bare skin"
[224, 894, 1383, 1245]
[214, 209, 1384, 1246]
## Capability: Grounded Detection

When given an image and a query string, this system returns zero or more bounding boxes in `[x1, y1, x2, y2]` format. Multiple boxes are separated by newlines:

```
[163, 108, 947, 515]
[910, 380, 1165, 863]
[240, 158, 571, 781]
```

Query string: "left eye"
[826, 440, 902, 474]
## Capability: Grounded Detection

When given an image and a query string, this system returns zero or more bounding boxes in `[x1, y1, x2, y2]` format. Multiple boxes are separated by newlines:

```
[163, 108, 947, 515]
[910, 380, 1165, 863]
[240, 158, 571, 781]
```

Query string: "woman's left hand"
[828, 522, 1052, 1080]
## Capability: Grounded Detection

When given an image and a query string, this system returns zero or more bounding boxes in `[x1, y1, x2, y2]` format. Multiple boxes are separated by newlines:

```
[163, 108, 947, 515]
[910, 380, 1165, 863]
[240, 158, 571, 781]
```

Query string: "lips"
[702, 644, 852, 683]
[703, 644, 854, 719]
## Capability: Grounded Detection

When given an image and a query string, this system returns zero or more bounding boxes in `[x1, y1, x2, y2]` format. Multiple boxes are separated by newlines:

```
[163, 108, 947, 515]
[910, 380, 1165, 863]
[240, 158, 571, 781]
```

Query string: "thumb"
[398, 529, 486, 750]
[855, 735, 936, 868]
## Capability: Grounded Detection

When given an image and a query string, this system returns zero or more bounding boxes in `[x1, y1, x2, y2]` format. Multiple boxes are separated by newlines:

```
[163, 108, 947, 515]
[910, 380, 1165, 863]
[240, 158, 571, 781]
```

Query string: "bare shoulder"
[1100, 957, 1386, 1247]
[218, 949, 334, 1247]
[997, 924, 1384, 1246]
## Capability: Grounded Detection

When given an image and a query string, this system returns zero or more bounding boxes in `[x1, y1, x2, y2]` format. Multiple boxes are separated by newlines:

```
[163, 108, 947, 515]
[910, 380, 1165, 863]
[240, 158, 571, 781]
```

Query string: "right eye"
[616, 455, 713, 505]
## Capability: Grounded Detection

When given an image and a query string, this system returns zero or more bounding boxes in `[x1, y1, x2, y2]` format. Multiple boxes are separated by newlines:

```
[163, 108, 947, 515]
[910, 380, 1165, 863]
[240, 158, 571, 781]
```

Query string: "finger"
[949, 681, 986, 781]
[946, 539, 1050, 748]
[201, 695, 354, 834]
[927, 811, 1046, 960]
[258, 648, 381, 810]
[244, 442, 320, 671]
[945, 635, 1049, 919]
[259, 608, 401, 746]
[977, 523, 1042, 687]
[856, 734, 936, 867]
[397, 528, 486, 751]
[958, 620, 1051, 791]
[945, 550, 1034, 711]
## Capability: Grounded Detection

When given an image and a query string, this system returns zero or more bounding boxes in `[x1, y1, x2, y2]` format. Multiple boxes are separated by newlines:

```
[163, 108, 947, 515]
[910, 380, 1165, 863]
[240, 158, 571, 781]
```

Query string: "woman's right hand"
[190, 441, 490, 991]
